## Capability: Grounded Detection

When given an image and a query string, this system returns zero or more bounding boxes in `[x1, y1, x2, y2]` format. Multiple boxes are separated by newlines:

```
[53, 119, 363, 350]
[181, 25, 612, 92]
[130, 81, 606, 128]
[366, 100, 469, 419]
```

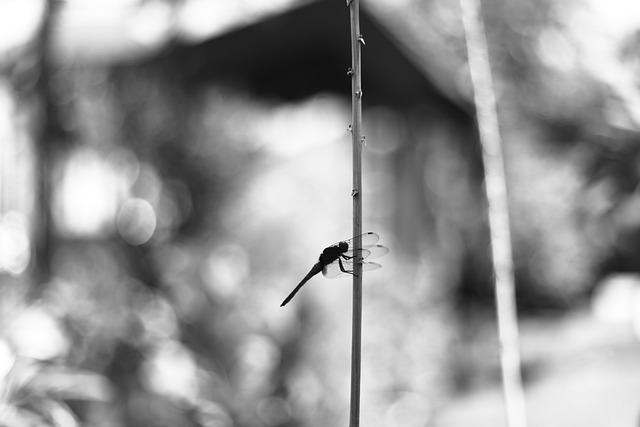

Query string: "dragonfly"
[280, 232, 388, 307]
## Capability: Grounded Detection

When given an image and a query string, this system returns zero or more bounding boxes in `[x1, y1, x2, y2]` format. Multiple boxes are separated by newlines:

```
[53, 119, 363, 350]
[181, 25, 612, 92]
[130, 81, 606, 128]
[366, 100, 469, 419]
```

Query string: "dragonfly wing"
[322, 258, 353, 278]
[362, 245, 388, 261]
[322, 258, 382, 278]
[336, 232, 380, 254]
[361, 261, 382, 272]
[358, 231, 380, 248]
[342, 244, 389, 261]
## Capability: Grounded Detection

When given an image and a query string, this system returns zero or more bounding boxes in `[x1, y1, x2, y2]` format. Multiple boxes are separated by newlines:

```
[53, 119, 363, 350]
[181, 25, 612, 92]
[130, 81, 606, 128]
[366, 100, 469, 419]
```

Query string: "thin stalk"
[347, 1, 363, 426]
[459, 1, 528, 427]
[32, 0, 57, 295]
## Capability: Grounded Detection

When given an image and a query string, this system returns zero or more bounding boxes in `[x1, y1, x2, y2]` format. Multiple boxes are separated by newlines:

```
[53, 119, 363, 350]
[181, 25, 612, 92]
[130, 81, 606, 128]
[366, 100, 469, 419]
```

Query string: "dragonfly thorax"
[318, 241, 349, 266]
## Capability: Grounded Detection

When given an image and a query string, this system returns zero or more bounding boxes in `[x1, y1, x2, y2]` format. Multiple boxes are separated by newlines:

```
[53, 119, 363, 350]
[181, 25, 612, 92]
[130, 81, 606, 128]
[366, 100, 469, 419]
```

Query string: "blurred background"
[1, 0, 640, 426]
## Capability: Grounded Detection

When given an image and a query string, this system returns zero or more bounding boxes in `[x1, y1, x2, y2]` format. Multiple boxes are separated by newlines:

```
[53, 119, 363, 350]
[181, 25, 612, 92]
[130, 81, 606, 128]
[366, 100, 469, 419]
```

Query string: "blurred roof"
[168, 0, 470, 112]
[40, 0, 471, 112]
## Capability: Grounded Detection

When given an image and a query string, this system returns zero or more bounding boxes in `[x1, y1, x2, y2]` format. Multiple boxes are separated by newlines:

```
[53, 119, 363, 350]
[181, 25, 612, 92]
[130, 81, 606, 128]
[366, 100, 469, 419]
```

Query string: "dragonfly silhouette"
[280, 232, 388, 307]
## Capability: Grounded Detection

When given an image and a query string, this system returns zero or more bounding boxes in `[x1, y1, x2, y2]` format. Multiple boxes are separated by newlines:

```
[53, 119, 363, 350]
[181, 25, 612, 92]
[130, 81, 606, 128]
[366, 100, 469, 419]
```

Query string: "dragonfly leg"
[339, 257, 357, 276]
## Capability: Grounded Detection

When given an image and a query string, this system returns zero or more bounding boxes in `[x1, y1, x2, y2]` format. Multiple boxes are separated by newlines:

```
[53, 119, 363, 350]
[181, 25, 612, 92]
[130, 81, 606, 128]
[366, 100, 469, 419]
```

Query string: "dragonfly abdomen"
[280, 262, 323, 307]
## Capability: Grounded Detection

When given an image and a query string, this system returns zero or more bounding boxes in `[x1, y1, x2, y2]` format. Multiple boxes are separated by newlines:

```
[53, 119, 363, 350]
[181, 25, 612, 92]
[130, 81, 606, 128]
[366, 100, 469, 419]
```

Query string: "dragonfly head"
[337, 241, 349, 252]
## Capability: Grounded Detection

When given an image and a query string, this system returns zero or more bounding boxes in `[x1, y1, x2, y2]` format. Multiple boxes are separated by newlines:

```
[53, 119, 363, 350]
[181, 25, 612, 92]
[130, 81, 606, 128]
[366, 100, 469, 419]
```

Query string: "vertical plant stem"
[32, 0, 57, 295]
[459, 1, 528, 427]
[347, 1, 363, 426]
